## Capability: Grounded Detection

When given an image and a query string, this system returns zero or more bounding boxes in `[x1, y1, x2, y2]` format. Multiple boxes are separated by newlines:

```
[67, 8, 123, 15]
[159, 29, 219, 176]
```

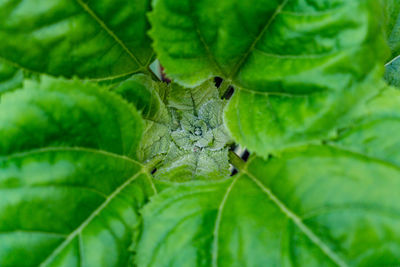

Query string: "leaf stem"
[228, 150, 246, 171]
[218, 79, 232, 98]
[145, 67, 161, 81]
[144, 154, 165, 172]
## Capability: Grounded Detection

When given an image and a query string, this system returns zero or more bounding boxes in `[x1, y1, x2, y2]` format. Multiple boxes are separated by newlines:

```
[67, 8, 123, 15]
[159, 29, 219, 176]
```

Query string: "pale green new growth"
[116, 75, 232, 181]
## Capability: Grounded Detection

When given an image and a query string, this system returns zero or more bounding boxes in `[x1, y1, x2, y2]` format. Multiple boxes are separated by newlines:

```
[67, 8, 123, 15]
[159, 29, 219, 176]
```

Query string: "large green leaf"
[137, 86, 400, 266]
[0, 77, 157, 266]
[329, 85, 400, 166]
[224, 70, 386, 157]
[150, 0, 389, 157]
[0, 0, 153, 80]
[150, 0, 387, 88]
[137, 150, 400, 266]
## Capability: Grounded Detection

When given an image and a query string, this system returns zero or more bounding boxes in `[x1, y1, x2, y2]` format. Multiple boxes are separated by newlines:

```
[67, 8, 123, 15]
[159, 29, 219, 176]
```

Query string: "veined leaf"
[150, 0, 389, 157]
[137, 146, 400, 266]
[114, 74, 171, 163]
[0, 76, 143, 158]
[0, 0, 153, 80]
[225, 69, 386, 157]
[146, 2, 399, 264]
[150, 0, 387, 89]
[137, 86, 400, 266]
[384, 0, 400, 87]
[329, 86, 400, 167]
[385, 56, 400, 87]
[0, 77, 156, 266]
[385, 0, 400, 59]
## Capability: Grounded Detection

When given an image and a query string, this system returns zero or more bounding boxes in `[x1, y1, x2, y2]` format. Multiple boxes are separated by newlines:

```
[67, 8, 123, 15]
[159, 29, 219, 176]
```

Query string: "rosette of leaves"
[115, 75, 232, 181]
[1, 0, 400, 266]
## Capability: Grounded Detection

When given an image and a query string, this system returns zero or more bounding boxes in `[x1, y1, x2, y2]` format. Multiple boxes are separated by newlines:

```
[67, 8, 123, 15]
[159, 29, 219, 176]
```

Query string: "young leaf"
[385, 0, 400, 59]
[137, 144, 400, 266]
[384, 0, 400, 87]
[114, 74, 171, 163]
[0, 0, 153, 80]
[385, 56, 400, 87]
[0, 77, 156, 266]
[115, 76, 232, 181]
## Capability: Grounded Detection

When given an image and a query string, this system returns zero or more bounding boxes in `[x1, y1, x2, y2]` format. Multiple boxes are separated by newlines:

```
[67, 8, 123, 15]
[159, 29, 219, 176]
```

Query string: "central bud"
[193, 127, 202, 136]
[171, 113, 214, 151]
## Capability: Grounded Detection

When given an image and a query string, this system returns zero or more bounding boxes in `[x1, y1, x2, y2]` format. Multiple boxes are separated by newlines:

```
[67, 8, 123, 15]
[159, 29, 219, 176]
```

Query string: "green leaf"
[384, 0, 400, 87]
[150, 0, 389, 157]
[137, 86, 400, 266]
[329, 86, 400, 167]
[156, 82, 232, 181]
[137, 144, 400, 266]
[114, 74, 171, 163]
[0, 0, 153, 80]
[114, 74, 170, 123]
[0, 77, 157, 266]
[385, 0, 400, 59]
[0, 76, 143, 158]
[0, 59, 24, 96]
[384, 56, 400, 87]
[149, 0, 387, 89]
[224, 70, 386, 157]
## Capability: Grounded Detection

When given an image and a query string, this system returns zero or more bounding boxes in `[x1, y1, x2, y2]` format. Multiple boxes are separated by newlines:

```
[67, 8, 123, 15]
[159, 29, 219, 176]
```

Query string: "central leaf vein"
[75, 0, 145, 68]
[243, 170, 348, 267]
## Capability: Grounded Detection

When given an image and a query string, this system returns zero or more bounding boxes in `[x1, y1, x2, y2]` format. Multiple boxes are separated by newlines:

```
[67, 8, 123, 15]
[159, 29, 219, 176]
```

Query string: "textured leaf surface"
[0, 77, 156, 266]
[330, 86, 400, 166]
[385, 0, 400, 59]
[385, 56, 400, 87]
[0, 59, 24, 96]
[137, 148, 400, 266]
[0, 0, 153, 80]
[150, 0, 387, 88]
[384, 0, 400, 87]
[150, 0, 389, 157]
[114, 74, 171, 165]
[224, 70, 386, 157]
[115, 76, 232, 181]
[137, 85, 400, 266]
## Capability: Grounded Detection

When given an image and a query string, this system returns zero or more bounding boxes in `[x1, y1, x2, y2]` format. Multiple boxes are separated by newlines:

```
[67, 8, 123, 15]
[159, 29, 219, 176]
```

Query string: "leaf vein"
[244, 170, 348, 267]
[39, 170, 146, 266]
[75, 0, 144, 68]
[211, 176, 240, 267]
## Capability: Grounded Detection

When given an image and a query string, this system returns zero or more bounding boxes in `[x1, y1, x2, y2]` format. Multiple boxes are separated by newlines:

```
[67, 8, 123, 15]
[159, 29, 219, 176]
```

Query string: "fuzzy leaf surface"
[0, 0, 153, 80]
[0, 77, 156, 266]
[115, 76, 232, 181]
[138, 148, 400, 266]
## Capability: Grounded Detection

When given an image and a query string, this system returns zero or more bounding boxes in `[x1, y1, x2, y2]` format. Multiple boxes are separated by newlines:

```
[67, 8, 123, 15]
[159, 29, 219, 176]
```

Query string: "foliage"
[1, 0, 400, 266]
